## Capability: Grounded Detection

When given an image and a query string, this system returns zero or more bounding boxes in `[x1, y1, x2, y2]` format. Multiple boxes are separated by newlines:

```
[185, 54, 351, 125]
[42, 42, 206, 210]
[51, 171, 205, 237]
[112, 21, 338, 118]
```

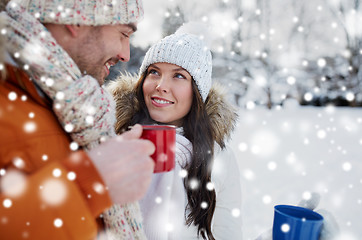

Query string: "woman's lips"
[151, 97, 174, 107]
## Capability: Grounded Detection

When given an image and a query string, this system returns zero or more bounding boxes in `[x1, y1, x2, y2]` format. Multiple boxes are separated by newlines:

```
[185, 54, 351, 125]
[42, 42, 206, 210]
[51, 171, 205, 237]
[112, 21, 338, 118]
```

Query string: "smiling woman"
[106, 22, 242, 240]
[143, 63, 193, 126]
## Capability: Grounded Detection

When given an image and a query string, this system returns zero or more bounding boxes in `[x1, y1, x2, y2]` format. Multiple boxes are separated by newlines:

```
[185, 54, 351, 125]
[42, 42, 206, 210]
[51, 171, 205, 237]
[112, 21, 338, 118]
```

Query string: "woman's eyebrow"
[149, 65, 187, 73]
[172, 67, 187, 72]
[149, 64, 160, 70]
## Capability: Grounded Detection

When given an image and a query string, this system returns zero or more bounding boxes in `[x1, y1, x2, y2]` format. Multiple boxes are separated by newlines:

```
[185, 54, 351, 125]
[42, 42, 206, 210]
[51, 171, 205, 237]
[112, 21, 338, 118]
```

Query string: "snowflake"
[3, 199, 12, 208]
[8, 92, 17, 101]
[54, 218, 63, 228]
[262, 195, 272, 204]
[67, 172, 76, 181]
[52, 168, 62, 178]
[41, 179, 67, 206]
[281, 223, 290, 233]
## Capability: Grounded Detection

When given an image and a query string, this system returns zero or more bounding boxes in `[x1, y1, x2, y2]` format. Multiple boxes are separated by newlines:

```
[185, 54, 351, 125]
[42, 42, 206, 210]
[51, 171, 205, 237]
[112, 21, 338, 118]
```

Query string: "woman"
[106, 25, 242, 239]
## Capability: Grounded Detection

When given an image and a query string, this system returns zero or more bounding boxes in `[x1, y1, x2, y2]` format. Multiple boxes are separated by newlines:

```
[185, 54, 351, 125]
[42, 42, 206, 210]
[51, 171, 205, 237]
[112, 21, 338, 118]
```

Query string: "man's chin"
[80, 69, 104, 86]
[89, 72, 105, 86]
[97, 78, 105, 86]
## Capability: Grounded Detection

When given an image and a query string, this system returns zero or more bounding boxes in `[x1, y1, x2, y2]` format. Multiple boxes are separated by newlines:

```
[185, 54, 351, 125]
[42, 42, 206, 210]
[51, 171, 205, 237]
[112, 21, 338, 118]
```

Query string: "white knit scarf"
[1, 3, 146, 239]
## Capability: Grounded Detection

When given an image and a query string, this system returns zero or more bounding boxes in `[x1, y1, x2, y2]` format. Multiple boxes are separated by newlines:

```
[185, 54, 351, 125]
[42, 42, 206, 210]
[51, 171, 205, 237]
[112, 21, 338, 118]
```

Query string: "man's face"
[73, 24, 136, 85]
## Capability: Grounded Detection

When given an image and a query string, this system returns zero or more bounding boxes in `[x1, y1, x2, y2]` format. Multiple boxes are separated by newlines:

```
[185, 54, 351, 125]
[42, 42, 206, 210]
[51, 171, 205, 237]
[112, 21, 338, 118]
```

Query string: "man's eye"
[122, 33, 129, 38]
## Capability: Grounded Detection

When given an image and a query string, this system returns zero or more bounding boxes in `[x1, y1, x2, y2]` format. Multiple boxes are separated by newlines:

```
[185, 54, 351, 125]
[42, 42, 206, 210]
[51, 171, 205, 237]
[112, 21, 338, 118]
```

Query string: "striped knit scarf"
[1, 2, 146, 239]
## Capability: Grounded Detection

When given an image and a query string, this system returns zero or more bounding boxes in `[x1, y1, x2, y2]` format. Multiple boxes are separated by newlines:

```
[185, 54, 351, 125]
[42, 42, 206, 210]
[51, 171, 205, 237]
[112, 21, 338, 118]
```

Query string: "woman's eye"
[175, 73, 186, 79]
[148, 69, 159, 76]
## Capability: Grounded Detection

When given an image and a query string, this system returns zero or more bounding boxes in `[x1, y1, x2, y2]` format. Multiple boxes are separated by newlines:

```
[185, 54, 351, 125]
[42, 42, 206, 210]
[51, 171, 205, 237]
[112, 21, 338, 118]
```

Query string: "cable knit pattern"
[12, 0, 143, 26]
[138, 132, 193, 240]
[104, 203, 146, 240]
[2, 3, 146, 239]
[139, 32, 212, 102]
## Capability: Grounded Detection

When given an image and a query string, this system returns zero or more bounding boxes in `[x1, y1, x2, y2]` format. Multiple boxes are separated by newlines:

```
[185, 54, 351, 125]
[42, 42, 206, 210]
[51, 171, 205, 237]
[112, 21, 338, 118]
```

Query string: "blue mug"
[273, 205, 324, 240]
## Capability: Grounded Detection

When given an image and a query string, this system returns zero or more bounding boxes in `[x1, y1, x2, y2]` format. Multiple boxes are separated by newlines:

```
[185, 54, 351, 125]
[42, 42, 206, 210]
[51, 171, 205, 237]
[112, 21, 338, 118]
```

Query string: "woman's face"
[143, 62, 193, 126]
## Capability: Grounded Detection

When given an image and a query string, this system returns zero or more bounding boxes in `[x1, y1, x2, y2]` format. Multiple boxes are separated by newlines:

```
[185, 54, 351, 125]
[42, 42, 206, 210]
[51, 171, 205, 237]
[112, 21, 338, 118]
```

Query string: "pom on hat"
[140, 21, 213, 102]
[12, 0, 144, 25]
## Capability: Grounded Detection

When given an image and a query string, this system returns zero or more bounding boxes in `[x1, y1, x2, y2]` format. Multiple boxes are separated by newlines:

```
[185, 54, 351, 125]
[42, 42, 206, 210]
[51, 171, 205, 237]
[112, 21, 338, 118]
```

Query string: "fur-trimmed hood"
[106, 74, 238, 147]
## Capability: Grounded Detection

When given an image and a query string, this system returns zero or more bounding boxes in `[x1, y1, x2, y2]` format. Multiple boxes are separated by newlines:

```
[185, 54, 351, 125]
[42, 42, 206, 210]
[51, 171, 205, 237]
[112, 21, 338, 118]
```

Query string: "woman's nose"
[155, 78, 170, 93]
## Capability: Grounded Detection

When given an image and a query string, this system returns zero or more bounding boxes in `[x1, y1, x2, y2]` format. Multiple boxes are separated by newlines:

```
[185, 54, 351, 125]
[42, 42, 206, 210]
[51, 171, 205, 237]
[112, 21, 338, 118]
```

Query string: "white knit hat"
[139, 23, 212, 102]
[12, 0, 143, 25]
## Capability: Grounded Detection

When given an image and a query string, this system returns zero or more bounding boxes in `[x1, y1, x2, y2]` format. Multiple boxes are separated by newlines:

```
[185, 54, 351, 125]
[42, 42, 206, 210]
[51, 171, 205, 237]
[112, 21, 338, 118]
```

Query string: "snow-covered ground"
[228, 105, 362, 240]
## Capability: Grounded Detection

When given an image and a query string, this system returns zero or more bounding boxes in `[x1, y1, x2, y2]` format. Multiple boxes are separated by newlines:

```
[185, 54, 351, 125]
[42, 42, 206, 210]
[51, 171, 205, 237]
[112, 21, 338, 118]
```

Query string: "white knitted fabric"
[139, 132, 192, 240]
[139, 31, 212, 102]
[11, 0, 143, 25]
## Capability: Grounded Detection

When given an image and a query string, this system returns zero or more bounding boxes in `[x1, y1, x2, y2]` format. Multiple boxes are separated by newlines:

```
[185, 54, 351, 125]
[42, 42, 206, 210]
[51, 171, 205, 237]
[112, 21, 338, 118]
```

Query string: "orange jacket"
[0, 64, 112, 239]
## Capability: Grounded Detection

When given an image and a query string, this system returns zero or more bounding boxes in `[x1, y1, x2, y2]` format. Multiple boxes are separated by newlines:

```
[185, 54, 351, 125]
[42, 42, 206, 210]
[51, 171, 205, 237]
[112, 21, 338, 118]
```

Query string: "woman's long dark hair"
[121, 72, 217, 240]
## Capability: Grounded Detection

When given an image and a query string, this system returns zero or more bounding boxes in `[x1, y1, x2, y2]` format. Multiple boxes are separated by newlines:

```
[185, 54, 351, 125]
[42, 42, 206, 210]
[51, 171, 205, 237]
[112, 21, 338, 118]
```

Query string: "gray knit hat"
[11, 0, 143, 25]
[139, 24, 212, 102]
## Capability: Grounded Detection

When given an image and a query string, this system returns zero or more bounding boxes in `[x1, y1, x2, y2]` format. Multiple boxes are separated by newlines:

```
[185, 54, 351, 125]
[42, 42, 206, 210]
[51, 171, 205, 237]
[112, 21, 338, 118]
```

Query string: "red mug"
[141, 125, 176, 173]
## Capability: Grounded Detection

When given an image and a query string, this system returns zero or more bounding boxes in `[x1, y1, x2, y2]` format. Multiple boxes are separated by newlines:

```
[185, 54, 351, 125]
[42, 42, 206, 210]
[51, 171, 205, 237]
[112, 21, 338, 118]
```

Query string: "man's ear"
[65, 25, 80, 37]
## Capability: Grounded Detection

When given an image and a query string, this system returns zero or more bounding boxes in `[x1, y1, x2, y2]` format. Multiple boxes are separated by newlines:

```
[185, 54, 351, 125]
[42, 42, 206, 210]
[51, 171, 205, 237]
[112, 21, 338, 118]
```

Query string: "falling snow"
[67, 171, 76, 181]
[1, 170, 27, 198]
[23, 121, 36, 133]
[93, 182, 105, 194]
[69, 142, 79, 151]
[1, 0, 360, 239]
[53, 218, 63, 228]
[188, 178, 199, 190]
[40, 179, 67, 206]
[8, 92, 17, 101]
[281, 223, 290, 233]
[229, 106, 361, 239]
[178, 169, 188, 178]
[3, 199, 12, 208]
[206, 182, 215, 191]
[52, 168, 62, 178]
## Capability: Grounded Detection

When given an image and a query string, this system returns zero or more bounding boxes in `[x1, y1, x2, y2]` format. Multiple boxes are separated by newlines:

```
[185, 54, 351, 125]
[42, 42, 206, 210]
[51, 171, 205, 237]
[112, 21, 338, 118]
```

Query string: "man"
[0, 0, 155, 239]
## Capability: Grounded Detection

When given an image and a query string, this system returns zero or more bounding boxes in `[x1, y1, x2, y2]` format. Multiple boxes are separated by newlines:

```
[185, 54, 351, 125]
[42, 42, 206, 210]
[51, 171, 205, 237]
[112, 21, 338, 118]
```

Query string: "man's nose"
[117, 40, 130, 62]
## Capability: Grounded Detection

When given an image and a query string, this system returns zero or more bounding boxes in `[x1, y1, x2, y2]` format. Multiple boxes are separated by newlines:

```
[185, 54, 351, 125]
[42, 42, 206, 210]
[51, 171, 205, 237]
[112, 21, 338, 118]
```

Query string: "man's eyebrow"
[127, 23, 137, 33]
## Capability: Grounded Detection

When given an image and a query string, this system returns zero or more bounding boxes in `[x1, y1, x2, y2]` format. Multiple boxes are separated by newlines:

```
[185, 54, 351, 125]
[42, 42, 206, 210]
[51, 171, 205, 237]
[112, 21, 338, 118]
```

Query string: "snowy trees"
[322, 0, 362, 106]
[108, 0, 361, 108]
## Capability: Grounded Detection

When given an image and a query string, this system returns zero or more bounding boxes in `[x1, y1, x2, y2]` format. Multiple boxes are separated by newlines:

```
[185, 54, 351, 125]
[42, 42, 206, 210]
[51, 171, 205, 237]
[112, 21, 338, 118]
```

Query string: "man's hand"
[88, 124, 155, 204]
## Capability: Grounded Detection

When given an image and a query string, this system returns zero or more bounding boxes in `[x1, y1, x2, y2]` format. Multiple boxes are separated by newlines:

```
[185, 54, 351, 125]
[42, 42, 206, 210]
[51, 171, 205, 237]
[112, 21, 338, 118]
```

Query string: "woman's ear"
[65, 25, 80, 37]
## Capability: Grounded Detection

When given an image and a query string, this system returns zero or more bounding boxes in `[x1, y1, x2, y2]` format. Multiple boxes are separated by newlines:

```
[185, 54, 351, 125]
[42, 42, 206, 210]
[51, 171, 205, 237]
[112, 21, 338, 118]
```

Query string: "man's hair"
[0, 0, 11, 11]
